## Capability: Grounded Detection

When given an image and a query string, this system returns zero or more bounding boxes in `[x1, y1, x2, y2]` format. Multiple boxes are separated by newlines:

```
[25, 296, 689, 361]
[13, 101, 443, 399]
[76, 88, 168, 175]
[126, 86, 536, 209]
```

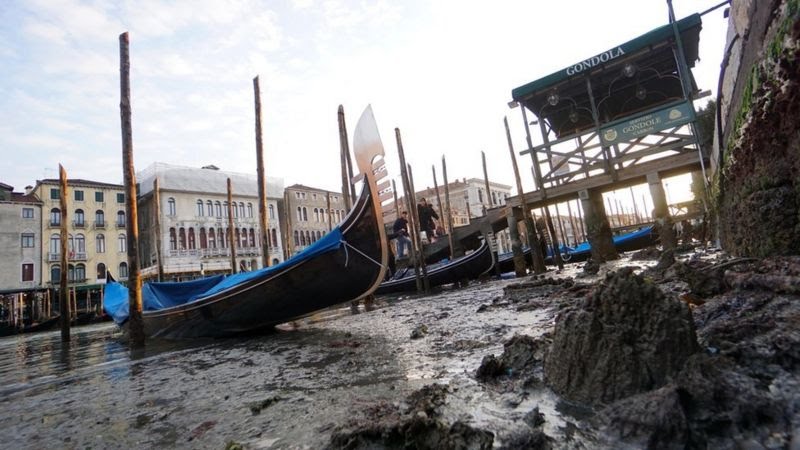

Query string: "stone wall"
[714, 0, 800, 256]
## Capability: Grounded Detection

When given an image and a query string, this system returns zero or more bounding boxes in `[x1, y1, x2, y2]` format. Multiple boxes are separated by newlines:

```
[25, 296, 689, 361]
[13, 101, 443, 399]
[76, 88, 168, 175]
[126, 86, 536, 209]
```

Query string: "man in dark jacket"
[417, 198, 439, 243]
[392, 211, 411, 258]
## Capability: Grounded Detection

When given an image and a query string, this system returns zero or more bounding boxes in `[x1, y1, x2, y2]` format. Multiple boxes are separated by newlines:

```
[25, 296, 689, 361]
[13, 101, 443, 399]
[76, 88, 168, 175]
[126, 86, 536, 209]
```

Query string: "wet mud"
[1, 248, 797, 449]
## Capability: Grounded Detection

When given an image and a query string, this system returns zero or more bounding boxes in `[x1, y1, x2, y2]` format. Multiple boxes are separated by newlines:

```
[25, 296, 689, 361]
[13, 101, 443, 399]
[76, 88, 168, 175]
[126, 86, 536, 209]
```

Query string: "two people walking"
[392, 197, 440, 259]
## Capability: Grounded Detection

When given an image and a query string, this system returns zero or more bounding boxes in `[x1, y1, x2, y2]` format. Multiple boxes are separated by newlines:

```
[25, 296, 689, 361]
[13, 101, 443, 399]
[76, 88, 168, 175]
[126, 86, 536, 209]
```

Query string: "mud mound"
[476, 334, 549, 381]
[598, 258, 800, 448]
[327, 384, 494, 449]
[630, 246, 661, 261]
[545, 268, 700, 405]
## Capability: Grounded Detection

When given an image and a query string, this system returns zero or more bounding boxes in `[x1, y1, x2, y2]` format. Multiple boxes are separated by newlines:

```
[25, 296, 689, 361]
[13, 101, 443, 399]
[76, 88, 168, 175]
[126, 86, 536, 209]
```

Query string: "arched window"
[50, 208, 61, 226]
[178, 228, 186, 250]
[50, 264, 60, 283]
[478, 189, 483, 203]
[300, 230, 306, 246]
[96, 263, 106, 280]
[169, 228, 177, 250]
[492, 191, 498, 205]
[272, 258, 280, 266]
[296, 206, 302, 221]
[167, 198, 176, 216]
[207, 200, 213, 216]
[268, 204, 275, 219]
[188, 228, 196, 250]
[95, 210, 104, 227]
[248, 228, 256, 247]
[215, 201, 222, 217]
[294, 230, 300, 246]
[199, 228, 207, 249]
[118, 234, 127, 253]
[67, 264, 75, 282]
[75, 233, 85, 253]
[219, 229, 226, 248]
[239, 202, 245, 218]
[74, 209, 85, 227]
[316, 230, 322, 241]
[75, 263, 86, 281]
[314, 208, 319, 222]
[96, 234, 105, 253]
[234, 229, 241, 247]
[119, 262, 128, 279]
[247, 203, 253, 218]
[67, 234, 74, 255]
[223, 202, 229, 217]
[305, 230, 311, 245]
[302, 207, 308, 222]
[271, 228, 278, 247]
[50, 234, 60, 256]
[116, 211, 125, 227]
[233, 202, 238, 218]
[208, 228, 216, 249]
[197, 200, 204, 216]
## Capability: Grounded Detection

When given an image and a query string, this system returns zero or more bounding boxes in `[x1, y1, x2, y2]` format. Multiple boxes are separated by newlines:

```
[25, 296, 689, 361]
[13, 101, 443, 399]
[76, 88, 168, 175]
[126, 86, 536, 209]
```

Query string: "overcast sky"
[0, 0, 728, 199]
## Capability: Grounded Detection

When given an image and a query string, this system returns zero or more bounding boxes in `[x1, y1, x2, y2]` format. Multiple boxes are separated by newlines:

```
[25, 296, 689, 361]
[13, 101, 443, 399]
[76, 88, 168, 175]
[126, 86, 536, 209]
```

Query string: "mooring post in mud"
[481, 151, 492, 215]
[58, 165, 70, 340]
[578, 189, 619, 262]
[441, 156, 458, 259]
[504, 116, 545, 273]
[153, 178, 164, 282]
[542, 205, 564, 269]
[253, 76, 270, 268]
[391, 179, 400, 218]
[338, 106, 357, 209]
[407, 164, 431, 293]
[431, 165, 446, 233]
[227, 178, 237, 273]
[629, 187, 642, 224]
[647, 173, 677, 250]
[119, 32, 145, 347]
[395, 128, 423, 293]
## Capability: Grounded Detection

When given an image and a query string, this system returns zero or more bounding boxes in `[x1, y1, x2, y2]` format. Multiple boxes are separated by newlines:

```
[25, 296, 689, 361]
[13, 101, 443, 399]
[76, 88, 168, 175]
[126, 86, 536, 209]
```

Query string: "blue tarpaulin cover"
[104, 227, 344, 325]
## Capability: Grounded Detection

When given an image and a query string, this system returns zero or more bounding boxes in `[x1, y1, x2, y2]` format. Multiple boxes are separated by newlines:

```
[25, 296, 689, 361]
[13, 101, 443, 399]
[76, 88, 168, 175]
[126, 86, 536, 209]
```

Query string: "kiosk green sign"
[600, 102, 694, 144]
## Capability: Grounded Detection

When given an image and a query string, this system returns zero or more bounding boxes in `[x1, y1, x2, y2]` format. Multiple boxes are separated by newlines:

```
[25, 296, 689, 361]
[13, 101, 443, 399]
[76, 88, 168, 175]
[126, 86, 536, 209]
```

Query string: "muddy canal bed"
[1, 274, 568, 449]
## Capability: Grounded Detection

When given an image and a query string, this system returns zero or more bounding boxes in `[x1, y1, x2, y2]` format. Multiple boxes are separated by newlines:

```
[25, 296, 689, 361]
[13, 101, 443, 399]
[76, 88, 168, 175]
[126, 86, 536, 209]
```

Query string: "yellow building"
[32, 178, 129, 287]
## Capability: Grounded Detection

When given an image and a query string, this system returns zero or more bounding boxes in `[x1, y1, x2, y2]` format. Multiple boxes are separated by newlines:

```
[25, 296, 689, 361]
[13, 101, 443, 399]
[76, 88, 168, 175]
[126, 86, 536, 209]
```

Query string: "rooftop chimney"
[25, 185, 33, 195]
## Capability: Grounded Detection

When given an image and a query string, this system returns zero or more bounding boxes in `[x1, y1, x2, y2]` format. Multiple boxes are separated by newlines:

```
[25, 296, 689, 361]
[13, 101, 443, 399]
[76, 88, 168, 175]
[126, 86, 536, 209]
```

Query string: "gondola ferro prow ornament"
[351, 105, 390, 293]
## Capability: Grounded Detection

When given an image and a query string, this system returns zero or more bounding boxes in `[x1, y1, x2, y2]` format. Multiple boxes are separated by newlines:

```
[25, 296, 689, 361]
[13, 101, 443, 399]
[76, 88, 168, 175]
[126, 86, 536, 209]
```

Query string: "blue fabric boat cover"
[103, 227, 344, 325]
[567, 225, 654, 255]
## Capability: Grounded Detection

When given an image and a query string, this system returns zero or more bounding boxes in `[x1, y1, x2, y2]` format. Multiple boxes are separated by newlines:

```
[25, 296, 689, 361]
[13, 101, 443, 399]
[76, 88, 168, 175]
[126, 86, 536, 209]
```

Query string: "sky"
[0, 0, 729, 202]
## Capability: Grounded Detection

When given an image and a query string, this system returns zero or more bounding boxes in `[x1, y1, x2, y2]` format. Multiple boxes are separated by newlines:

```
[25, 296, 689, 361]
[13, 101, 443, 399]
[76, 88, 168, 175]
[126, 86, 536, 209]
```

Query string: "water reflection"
[0, 323, 216, 398]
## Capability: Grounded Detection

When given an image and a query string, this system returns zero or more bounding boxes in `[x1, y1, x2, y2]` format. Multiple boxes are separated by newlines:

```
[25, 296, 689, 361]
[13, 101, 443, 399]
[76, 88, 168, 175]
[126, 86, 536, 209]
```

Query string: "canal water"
[0, 274, 594, 449]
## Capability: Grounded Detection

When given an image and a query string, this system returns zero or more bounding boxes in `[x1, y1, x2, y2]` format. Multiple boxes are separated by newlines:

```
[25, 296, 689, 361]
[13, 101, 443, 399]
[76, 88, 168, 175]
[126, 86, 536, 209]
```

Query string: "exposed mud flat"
[1, 247, 797, 449]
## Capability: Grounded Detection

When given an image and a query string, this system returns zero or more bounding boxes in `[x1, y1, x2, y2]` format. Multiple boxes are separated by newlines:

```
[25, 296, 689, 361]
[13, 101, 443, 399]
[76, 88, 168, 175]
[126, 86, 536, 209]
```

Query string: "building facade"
[31, 178, 128, 287]
[136, 163, 284, 280]
[0, 183, 43, 291]
[282, 184, 348, 256]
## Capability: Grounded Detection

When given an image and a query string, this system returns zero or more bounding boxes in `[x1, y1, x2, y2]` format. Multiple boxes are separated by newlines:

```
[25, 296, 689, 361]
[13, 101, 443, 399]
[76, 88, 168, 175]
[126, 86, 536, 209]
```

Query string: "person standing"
[417, 198, 439, 243]
[392, 211, 411, 258]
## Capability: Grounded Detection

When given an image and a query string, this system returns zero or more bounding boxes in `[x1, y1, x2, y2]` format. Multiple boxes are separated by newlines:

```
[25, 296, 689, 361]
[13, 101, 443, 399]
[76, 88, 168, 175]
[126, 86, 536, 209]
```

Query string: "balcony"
[49, 221, 61, 228]
[94, 221, 106, 230]
[116, 222, 126, 229]
[47, 252, 60, 262]
[72, 221, 86, 229]
[73, 252, 87, 261]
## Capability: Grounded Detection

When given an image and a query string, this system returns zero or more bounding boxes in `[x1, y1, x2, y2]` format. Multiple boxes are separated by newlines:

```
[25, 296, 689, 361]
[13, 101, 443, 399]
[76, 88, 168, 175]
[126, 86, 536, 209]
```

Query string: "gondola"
[103, 106, 390, 339]
[375, 239, 495, 295]
[497, 225, 657, 272]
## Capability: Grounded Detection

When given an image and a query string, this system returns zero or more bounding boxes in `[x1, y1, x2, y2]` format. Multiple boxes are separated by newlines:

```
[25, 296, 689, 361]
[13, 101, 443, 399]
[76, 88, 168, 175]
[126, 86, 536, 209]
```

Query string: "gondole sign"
[600, 102, 694, 144]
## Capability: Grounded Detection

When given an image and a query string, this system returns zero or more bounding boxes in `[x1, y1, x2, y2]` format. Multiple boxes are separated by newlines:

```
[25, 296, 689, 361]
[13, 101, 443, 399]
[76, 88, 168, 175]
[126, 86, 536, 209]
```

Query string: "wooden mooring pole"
[431, 165, 445, 233]
[481, 151, 492, 215]
[503, 116, 545, 273]
[119, 32, 144, 347]
[227, 178, 237, 273]
[58, 164, 70, 341]
[407, 164, 430, 293]
[441, 156, 456, 259]
[395, 128, 426, 293]
[153, 178, 164, 281]
[253, 76, 270, 268]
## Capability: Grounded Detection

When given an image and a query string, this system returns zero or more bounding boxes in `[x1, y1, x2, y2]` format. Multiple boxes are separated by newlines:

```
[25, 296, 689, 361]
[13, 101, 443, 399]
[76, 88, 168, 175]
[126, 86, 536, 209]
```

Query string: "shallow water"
[0, 269, 619, 449]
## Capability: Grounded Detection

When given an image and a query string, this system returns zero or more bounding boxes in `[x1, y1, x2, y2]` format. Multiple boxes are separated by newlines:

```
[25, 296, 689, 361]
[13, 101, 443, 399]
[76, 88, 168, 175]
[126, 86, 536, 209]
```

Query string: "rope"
[341, 240, 384, 269]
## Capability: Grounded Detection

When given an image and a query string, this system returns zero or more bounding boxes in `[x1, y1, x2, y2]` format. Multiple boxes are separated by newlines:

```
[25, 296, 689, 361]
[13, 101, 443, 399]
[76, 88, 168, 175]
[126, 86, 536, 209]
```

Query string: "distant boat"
[497, 225, 657, 272]
[376, 239, 494, 295]
[0, 316, 60, 338]
[103, 106, 390, 339]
